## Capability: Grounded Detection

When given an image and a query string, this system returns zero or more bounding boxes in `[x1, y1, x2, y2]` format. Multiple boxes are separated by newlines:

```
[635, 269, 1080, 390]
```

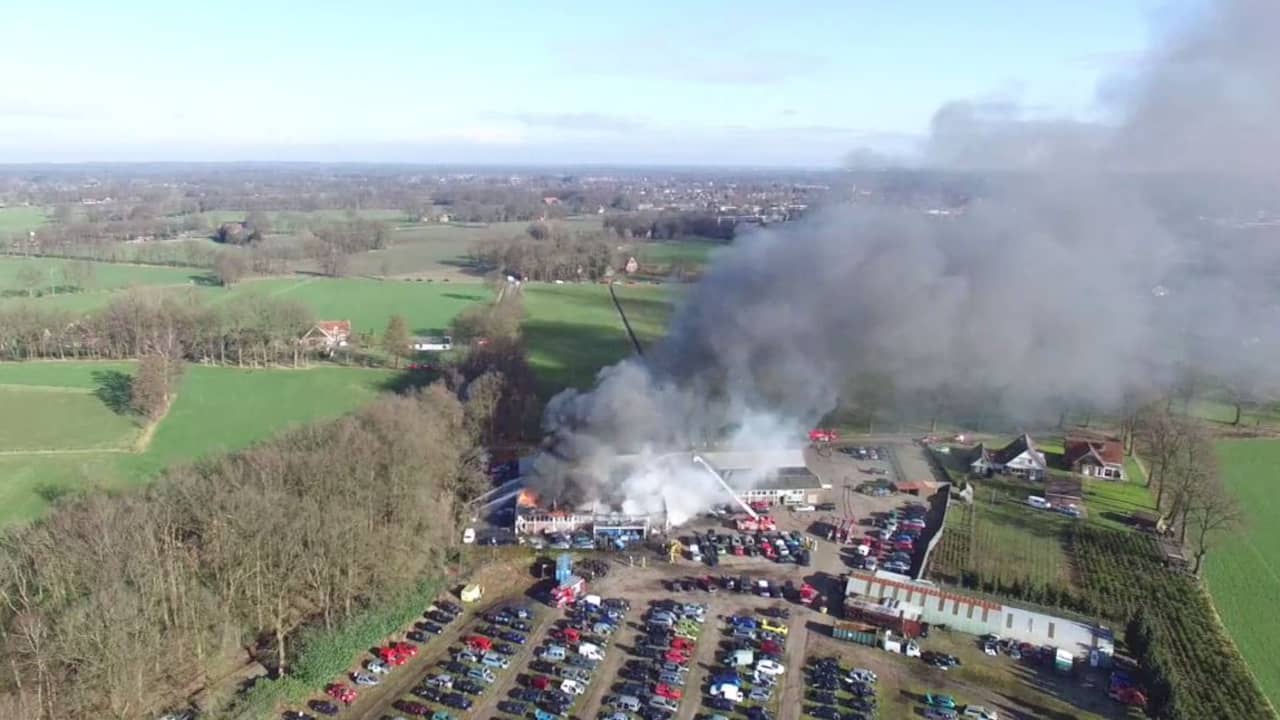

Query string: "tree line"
[603, 211, 735, 241]
[0, 384, 489, 719]
[0, 289, 317, 365]
[466, 226, 621, 282]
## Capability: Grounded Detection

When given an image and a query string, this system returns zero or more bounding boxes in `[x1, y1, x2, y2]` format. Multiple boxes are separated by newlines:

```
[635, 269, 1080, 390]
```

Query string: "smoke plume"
[529, 0, 1280, 515]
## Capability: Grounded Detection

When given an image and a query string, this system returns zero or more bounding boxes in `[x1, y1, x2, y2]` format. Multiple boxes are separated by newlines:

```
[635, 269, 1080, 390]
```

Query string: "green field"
[0, 361, 393, 525]
[341, 217, 605, 278]
[0, 256, 208, 306]
[0, 206, 48, 232]
[1207, 439, 1280, 705]
[632, 239, 724, 266]
[217, 276, 489, 336]
[196, 208, 409, 231]
[522, 282, 673, 397]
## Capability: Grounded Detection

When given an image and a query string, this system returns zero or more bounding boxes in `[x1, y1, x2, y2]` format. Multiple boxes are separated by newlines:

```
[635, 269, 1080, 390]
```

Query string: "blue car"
[499, 631, 527, 644]
[535, 709, 560, 720]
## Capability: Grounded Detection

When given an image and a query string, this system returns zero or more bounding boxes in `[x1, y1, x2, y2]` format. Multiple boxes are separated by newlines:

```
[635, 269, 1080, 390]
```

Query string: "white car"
[791, 504, 816, 512]
[755, 659, 785, 676]
[849, 668, 878, 684]
[650, 696, 680, 712]
[561, 678, 586, 696]
[983, 642, 998, 656]
[462, 527, 476, 544]
[351, 671, 380, 686]
[366, 659, 390, 674]
[963, 706, 998, 720]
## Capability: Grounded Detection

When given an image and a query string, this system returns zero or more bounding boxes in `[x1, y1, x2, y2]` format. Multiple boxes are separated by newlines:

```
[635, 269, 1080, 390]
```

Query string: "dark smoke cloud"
[529, 0, 1280, 512]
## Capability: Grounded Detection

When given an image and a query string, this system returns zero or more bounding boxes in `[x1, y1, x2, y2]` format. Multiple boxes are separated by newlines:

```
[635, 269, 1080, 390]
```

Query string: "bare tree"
[1189, 479, 1244, 575]
[213, 252, 249, 287]
[1135, 407, 1193, 507]
[130, 354, 180, 420]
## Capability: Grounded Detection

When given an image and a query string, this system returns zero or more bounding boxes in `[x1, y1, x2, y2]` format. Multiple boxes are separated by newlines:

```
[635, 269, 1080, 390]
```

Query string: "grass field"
[0, 256, 208, 306]
[0, 361, 393, 525]
[217, 276, 489, 336]
[632, 239, 725, 266]
[522, 282, 673, 397]
[195, 208, 409, 231]
[0, 206, 48, 232]
[1207, 439, 1280, 706]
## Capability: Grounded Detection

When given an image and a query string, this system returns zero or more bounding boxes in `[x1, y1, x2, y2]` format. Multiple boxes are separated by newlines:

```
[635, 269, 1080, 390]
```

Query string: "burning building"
[512, 448, 827, 540]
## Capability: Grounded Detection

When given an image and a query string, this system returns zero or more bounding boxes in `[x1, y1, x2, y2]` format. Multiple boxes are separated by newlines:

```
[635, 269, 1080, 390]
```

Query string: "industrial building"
[843, 571, 1114, 661]
[512, 448, 828, 540]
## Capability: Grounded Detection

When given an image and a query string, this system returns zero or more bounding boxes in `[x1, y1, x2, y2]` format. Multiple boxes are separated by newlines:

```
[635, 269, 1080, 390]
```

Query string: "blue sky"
[0, 1, 1165, 165]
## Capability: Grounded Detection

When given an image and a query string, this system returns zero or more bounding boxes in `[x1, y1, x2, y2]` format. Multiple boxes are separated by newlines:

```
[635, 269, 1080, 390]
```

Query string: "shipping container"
[831, 622, 881, 647]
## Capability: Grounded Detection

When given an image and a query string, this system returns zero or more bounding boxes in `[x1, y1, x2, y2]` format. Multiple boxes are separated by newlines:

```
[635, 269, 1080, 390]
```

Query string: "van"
[1026, 496, 1051, 510]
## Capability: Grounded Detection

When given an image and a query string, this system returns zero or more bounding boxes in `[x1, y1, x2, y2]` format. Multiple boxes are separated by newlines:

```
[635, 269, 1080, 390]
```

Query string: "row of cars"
[686, 529, 813, 566]
[282, 599, 462, 719]
[501, 596, 629, 720]
[394, 603, 534, 717]
[803, 656, 877, 720]
[605, 598, 710, 720]
[701, 611, 789, 719]
[848, 503, 929, 575]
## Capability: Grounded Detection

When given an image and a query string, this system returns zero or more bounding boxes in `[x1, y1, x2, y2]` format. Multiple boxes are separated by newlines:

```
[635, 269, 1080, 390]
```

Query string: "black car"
[847, 682, 875, 698]
[746, 707, 774, 720]
[843, 698, 876, 713]
[499, 631, 527, 644]
[541, 701, 570, 716]
[413, 686, 443, 702]
[808, 691, 836, 705]
[283, 712, 316, 720]
[618, 682, 647, 697]
[512, 620, 532, 632]
[486, 612, 514, 626]
[635, 646, 661, 659]
[422, 621, 444, 634]
[427, 611, 453, 624]
[512, 688, 542, 703]
[840, 714, 869, 720]
[620, 668, 650, 683]
[407, 630, 428, 642]
[442, 692, 473, 710]
[494, 642, 517, 656]
[705, 698, 735, 712]
[478, 625, 500, 637]
[604, 598, 630, 611]
[498, 701, 528, 715]
[443, 660, 468, 674]
[456, 680, 485, 696]
[808, 706, 841, 720]
[309, 700, 340, 716]
[530, 660, 557, 674]
[639, 708, 672, 720]
[438, 600, 462, 614]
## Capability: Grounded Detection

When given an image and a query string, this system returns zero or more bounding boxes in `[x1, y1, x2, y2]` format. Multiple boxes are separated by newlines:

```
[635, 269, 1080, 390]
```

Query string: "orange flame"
[517, 489, 540, 508]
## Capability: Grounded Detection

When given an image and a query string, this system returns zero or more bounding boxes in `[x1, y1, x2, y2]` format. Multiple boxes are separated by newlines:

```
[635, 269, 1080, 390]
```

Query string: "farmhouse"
[968, 433, 1047, 480]
[1064, 434, 1126, 480]
[300, 320, 352, 352]
[411, 335, 453, 352]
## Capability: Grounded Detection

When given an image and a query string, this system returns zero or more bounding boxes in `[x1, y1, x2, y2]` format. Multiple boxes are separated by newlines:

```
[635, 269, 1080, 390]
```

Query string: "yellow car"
[760, 619, 788, 636]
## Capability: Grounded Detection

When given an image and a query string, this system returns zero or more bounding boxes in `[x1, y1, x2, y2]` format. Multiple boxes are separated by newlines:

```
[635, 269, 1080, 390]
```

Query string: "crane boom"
[691, 455, 758, 519]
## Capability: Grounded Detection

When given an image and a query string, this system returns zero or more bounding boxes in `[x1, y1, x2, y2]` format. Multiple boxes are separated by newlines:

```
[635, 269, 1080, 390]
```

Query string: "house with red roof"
[1063, 434, 1126, 480]
[301, 320, 352, 353]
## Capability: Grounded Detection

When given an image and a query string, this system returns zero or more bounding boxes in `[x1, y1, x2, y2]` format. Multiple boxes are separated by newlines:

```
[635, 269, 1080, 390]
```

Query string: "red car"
[664, 649, 690, 664]
[378, 646, 410, 666]
[326, 683, 357, 705]
[465, 635, 494, 652]
[391, 641, 418, 657]
[761, 640, 782, 656]
[655, 684, 683, 700]
[670, 637, 695, 652]
[552, 628, 581, 644]
[531, 675, 552, 691]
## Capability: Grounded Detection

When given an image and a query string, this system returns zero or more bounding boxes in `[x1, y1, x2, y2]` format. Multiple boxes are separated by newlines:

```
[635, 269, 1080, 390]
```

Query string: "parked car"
[498, 701, 528, 716]
[442, 692, 473, 710]
[395, 700, 432, 717]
